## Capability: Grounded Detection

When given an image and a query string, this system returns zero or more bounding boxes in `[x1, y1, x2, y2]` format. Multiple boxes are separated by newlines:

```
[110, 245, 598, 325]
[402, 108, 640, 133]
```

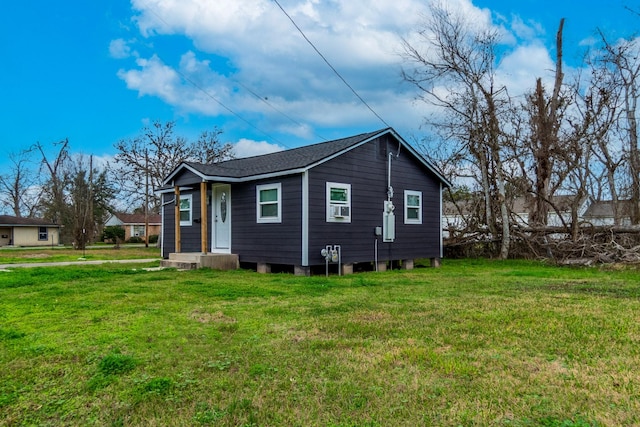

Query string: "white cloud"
[117, 0, 566, 141]
[233, 138, 284, 158]
[116, 53, 235, 116]
[507, 15, 545, 42]
[496, 43, 555, 96]
[109, 38, 134, 59]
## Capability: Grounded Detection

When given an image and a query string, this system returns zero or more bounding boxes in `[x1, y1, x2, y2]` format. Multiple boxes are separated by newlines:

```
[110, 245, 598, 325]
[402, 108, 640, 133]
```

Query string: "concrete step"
[168, 253, 201, 263]
[164, 253, 239, 271]
[160, 260, 198, 270]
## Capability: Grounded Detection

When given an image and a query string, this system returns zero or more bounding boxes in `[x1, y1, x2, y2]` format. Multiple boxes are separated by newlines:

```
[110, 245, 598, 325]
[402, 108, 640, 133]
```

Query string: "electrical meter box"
[383, 201, 395, 242]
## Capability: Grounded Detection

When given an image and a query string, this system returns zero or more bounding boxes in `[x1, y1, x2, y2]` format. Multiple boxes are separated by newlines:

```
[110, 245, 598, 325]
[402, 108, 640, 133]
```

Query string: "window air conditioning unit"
[331, 205, 350, 218]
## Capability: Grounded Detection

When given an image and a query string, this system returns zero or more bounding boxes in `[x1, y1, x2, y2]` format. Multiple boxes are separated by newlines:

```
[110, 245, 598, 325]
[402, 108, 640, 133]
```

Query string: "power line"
[136, 0, 291, 148]
[232, 79, 329, 142]
[172, 67, 288, 147]
[272, 0, 392, 128]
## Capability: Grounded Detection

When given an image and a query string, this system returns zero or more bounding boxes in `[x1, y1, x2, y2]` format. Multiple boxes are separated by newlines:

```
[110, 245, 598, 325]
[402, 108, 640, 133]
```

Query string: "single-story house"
[159, 128, 450, 274]
[582, 200, 635, 226]
[105, 213, 162, 241]
[0, 215, 60, 247]
[510, 195, 591, 228]
[443, 194, 591, 236]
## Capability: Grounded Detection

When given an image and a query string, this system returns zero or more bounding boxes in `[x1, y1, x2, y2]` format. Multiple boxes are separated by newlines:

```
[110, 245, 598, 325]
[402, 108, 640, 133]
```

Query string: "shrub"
[102, 226, 125, 244]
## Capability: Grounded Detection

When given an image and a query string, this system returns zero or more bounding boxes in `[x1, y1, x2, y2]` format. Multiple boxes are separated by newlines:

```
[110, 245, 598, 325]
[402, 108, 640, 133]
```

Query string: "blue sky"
[1, 0, 638, 172]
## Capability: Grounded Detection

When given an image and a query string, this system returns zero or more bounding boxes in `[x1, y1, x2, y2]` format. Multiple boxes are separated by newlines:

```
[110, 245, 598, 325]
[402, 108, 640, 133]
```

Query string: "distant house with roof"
[105, 213, 161, 241]
[509, 195, 591, 228]
[582, 200, 635, 226]
[443, 194, 591, 236]
[158, 128, 450, 274]
[442, 195, 640, 238]
[0, 215, 60, 247]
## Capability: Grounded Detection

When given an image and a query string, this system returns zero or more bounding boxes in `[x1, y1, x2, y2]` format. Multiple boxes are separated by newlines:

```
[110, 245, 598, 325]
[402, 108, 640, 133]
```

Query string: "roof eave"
[162, 128, 452, 187]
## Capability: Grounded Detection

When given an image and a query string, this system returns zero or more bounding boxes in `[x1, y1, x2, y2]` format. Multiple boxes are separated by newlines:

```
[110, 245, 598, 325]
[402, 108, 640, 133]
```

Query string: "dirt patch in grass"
[190, 309, 236, 324]
[21, 253, 52, 259]
[546, 281, 640, 298]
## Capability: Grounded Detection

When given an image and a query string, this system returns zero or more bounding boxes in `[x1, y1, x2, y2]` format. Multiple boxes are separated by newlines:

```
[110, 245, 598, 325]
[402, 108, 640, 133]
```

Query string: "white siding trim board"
[301, 171, 309, 266]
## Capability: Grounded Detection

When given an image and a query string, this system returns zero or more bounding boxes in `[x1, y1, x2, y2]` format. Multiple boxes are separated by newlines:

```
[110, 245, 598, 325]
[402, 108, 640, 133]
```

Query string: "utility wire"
[136, 0, 290, 148]
[172, 68, 288, 147]
[232, 79, 328, 142]
[272, 0, 392, 128]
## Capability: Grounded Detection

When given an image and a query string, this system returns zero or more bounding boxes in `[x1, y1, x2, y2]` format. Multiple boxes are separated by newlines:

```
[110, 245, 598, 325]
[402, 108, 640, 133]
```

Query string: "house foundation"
[161, 253, 239, 271]
[257, 262, 271, 274]
[342, 263, 354, 275]
[294, 265, 310, 276]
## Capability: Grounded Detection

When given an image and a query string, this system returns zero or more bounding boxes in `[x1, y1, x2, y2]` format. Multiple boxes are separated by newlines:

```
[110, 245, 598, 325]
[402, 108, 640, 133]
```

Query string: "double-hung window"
[38, 227, 48, 241]
[326, 182, 351, 222]
[179, 194, 193, 226]
[404, 190, 422, 224]
[133, 225, 146, 237]
[257, 183, 281, 223]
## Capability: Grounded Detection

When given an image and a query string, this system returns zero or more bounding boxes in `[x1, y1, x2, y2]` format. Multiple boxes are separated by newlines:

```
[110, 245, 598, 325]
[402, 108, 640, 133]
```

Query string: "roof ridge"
[187, 128, 388, 167]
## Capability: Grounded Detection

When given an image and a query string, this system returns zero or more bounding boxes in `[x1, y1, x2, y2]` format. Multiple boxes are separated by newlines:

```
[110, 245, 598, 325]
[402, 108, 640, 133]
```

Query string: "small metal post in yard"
[82, 228, 86, 257]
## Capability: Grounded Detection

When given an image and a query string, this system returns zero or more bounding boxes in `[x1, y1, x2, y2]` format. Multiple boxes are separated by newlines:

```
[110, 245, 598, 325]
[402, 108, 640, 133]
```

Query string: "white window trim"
[179, 194, 193, 226]
[326, 182, 351, 223]
[404, 190, 422, 224]
[38, 227, 48, 241]
[256, 183, 282, 223]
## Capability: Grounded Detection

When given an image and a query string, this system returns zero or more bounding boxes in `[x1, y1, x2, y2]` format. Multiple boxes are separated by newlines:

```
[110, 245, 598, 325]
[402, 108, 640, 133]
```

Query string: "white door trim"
[212, 184, 231, 253]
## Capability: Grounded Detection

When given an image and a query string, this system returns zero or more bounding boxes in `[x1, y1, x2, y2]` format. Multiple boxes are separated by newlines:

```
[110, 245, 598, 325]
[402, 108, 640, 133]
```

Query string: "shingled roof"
[179, 129, 384, 181]
[110, 213, 162, 225]
[163, 128, 450, 186]
[0, 215, 59, 227]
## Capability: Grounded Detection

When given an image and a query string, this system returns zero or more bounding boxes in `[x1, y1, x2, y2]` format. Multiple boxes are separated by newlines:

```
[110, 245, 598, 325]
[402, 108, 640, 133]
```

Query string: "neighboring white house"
[0, 215, 60, 247]
[582, 200, 635, 226]
[443, 195, 601, 237]
[508, 195, 591, 228]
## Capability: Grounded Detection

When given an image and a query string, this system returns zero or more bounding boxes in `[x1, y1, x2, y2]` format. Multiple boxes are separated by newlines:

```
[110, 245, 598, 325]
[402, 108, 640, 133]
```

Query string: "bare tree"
[596, 31, 640, 224]
[66, 155, 115, 250]
[0, 149, 41, 217]
[110, 121, 233, 212]
[35, 139, 115, 247]
[401, 3, 512, 258]
[37, 139, 71, 226]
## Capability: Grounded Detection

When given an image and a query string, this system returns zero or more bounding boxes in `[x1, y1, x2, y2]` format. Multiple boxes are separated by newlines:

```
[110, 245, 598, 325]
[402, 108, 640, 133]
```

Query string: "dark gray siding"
[161, 134, 444, 266]
[307, 136, 441, 265]
[173, 170, 202, 187]
[231, 175, 302, 264]
[161, 188, 203, 257]
[161, 193, 174, 258]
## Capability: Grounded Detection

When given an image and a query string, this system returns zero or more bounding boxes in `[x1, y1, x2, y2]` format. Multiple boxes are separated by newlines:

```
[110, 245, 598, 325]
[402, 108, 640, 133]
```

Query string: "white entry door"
[213, 185, 231, 252]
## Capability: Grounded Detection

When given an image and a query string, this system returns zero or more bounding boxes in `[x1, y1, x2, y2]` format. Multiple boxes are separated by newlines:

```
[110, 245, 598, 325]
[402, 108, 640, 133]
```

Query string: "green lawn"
[1, 259, 639, 426]
[0, 245, 160, 265]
